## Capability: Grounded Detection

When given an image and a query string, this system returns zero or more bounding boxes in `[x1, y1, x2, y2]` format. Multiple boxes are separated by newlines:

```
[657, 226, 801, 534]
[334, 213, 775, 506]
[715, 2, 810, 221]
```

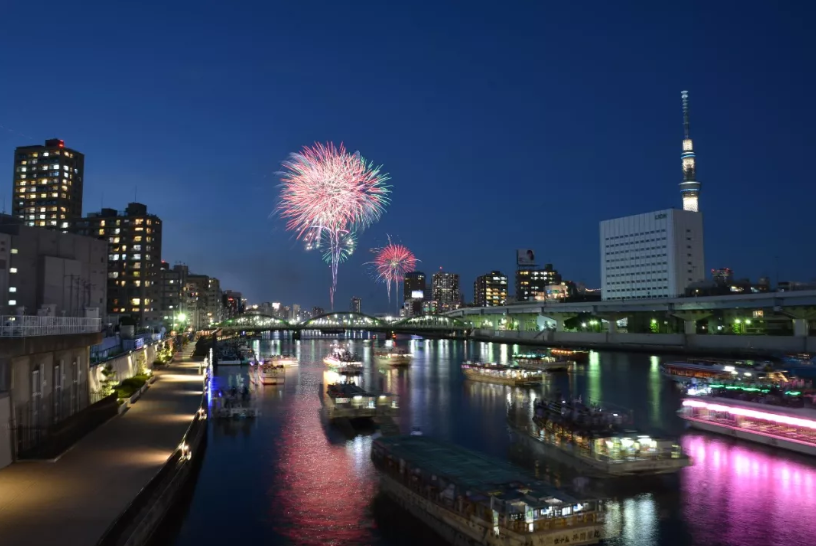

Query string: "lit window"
[10, 268, 17, 274]
[9, 287, 16, 293]
[8, 300, 16, 305]
[130, 298, 141, 305]
[42, 152, 49, 157]
[10, 249, 17, 254]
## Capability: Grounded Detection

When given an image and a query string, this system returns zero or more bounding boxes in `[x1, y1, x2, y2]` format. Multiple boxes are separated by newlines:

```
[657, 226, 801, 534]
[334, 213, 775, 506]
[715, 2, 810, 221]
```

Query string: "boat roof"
[374, 436, 589, 505]
[691, 396, 816, 420]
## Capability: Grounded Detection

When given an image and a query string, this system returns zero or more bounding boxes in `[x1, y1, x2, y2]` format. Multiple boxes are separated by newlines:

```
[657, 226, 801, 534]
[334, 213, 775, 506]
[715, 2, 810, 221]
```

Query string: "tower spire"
[679, 90, 701, 212]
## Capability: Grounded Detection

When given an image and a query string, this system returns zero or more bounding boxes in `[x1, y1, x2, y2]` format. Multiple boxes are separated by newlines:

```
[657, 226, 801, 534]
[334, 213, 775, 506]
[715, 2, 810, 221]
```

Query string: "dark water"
[164, 338, 816, 546]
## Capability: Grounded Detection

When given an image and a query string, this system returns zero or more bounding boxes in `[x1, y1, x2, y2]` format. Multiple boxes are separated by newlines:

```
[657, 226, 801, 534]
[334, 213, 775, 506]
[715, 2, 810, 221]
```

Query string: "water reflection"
[169, 339, 816, 546]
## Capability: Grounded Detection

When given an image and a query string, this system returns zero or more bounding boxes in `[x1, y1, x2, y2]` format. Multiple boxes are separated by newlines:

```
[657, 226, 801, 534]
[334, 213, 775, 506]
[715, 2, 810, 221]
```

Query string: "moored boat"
[513, 352, 572, 371]
[462, 362, 544, 386]
[660, 359, 760, 382]
[520, 397, 692, 476]
[321, 382, 398, 422]
[268, 354, 298, 367]
[324, 344, 363, 368]
[371, 435, 611, 546]
[375, 347, 413, 366]
[550, 348, 590, 363]
[679, 386, 816, 456]
[256, 361, 285, 385]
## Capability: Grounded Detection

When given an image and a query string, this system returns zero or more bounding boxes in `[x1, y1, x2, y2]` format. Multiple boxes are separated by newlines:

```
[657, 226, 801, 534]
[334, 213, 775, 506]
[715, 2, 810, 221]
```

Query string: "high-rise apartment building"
[474, 271, 508, 307]
[12, 139, 84, 230]
[431, 269, 460, 312]
[158, 262, 183, 325]
[515, 264, 562, 302]
[222, 290, 244, 319]
[350, 297, 361, 314]
[74, 203, 162, 327]
[600, 208, 704, 300]
[403, 271, 426, 301]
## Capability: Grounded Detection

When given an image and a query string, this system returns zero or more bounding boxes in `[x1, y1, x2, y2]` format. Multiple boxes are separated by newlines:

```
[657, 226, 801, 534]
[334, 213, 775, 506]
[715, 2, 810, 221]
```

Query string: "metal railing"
[12, 385, 96, 456]
[0, 315, 102, 337]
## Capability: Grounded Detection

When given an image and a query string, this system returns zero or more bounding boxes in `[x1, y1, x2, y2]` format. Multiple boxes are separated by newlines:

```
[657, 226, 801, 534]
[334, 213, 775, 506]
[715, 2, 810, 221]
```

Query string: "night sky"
[1, 1, 814, 313]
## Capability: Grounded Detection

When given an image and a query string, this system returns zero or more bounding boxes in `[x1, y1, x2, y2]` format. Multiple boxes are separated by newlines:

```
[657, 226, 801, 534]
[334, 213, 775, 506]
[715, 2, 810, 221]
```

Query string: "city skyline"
[1, 2, 814, 312]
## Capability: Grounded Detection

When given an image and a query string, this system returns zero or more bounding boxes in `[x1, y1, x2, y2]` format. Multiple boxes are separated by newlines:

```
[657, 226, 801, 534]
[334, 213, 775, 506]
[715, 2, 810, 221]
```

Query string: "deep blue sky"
[1, 1, 814, 313]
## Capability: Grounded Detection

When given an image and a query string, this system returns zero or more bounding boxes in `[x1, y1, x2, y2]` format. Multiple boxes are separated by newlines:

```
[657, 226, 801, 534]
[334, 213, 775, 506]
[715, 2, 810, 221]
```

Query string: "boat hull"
[463, 370, 542, 387]
[379, 473, 606, 546]
[376, 355, 412, 366]
[516, 424, 691, 477]
[682, 416, 816, 456]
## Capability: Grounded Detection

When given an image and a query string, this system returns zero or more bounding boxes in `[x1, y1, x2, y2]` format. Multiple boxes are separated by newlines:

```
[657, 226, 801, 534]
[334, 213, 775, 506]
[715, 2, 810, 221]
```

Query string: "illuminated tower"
[679, 91, 701, 212]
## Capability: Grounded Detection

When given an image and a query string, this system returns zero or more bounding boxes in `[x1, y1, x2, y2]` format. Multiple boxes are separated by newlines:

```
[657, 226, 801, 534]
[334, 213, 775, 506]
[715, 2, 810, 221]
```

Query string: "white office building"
[600, 209, 704, 300]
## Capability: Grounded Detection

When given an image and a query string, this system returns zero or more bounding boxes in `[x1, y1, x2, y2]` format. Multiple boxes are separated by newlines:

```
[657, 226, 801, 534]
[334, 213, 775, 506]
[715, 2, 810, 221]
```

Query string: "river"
[161, 337, 816, 546]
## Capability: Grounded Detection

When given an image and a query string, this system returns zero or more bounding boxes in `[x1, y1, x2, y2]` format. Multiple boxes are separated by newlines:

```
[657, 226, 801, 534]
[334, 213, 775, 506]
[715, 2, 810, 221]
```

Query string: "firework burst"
[369, 236, 418, 312]
[277, 142, 390, 308]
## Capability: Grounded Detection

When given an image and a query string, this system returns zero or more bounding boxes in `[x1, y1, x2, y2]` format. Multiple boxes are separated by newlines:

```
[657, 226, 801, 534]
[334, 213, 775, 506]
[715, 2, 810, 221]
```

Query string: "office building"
[600, 208, 705, 300]
[473, 271, 508, 307]
[11, 139, 85, 230]
[73, 203, 162, 326]
[0, 214, 106, 316]
[431, 269, 460, 312]
[515, 264, 562, 302]
[403, 271, 426, 302]
[679, 91, 702, 212]
[350, 297, 361, 314]
[222, 290, 244, 319]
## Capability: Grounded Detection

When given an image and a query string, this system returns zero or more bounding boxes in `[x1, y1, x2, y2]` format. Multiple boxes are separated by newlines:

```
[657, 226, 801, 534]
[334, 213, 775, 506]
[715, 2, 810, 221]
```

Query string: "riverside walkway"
[0, 343, 205, 546]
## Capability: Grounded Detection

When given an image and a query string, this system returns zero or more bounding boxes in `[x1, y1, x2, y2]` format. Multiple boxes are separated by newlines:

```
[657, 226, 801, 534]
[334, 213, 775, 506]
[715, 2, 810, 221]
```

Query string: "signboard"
[516, 249, 536, 266]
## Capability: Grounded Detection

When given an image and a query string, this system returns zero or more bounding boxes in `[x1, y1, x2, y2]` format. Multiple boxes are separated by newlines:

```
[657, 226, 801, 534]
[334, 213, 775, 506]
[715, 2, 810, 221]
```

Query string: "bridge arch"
[393, 315, 470, 329]
[218, 313, 291, 329]
[299, 311, 385, 328]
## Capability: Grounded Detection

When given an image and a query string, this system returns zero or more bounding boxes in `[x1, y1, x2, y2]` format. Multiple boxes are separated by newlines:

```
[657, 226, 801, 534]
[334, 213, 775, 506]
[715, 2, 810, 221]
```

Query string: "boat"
[512, 352, 572, 372]
[550, 348, 590, 363]
[659, 359, 762, 382]
[519, 397, 691, 476]
[375, 347, 413, 366]
[410, 426, 423, 436]
[321, 382, 398, 422]
[212, 384, 261, 419]
[268, 354, 298, 366]
[256, 360, 285, 385]
[679, 385, 816, 456]
[324, 344, 363, 368]
[371, 435, 610, 546]
[461, 362, 544, 386]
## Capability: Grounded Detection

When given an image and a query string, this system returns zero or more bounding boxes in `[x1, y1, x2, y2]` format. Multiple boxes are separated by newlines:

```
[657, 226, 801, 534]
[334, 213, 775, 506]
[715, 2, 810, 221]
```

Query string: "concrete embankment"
[469, 329, 816, 358]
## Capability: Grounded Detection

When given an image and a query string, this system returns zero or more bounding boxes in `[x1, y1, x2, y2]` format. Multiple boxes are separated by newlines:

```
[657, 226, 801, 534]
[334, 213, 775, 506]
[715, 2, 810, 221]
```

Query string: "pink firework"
[277, 142, 390, 309]
[370, 237, 418, 311]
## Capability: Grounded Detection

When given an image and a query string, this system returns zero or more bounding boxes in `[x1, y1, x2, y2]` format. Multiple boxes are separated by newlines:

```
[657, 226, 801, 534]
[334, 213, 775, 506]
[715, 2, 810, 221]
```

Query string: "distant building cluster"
[7, 139, 247, 332]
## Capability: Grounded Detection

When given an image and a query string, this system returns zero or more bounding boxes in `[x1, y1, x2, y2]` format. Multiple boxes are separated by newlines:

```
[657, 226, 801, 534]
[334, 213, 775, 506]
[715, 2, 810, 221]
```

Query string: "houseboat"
[324, 345, 363, 369]
[371, 435, 610, 546]
[679, 386, 816, 456]
[321, 382, 398, 422]
[550, 348, 590, 363]
[375, 347, 413, 366]
[255, 361, 285, 385]
[461, 362, 544, 386]
[519, 397, 691, 476]
[513, 353, 572, 372]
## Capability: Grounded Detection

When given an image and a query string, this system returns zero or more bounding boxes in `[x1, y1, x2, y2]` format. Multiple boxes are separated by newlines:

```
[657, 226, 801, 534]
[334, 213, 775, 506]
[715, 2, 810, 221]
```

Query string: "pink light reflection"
[681, 433, 816, 546]
[269, 387, 376, 545]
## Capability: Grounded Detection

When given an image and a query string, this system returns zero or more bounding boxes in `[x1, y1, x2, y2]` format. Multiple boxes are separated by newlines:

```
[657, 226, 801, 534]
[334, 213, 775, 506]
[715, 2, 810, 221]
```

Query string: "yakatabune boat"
[512, 353, 572, 372]
[462, 362, 544, 386]
[372, 435, 610, 546]
[523, 397, 692, 476]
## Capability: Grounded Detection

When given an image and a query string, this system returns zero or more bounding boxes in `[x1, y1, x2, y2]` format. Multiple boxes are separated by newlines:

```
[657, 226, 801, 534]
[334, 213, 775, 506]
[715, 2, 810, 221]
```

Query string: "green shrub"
[115, 374, 149, 399]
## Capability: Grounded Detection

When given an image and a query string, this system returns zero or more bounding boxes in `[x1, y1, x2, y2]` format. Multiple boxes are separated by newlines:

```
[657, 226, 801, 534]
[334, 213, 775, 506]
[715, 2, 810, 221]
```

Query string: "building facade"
[350, 297, 361, 314]
[403, 271, 426, 301]
[432, 270, 460, 312]
[74, 203, 162, 327]
[12, 139, 84, 231]
[157, 262, 183, 326]
[0, 215, 107, 316]
[222, 290, 243, 319]
[515, 264, 562, 302]
[600, 208, 705, 300]
[473, 271, 508, 307]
